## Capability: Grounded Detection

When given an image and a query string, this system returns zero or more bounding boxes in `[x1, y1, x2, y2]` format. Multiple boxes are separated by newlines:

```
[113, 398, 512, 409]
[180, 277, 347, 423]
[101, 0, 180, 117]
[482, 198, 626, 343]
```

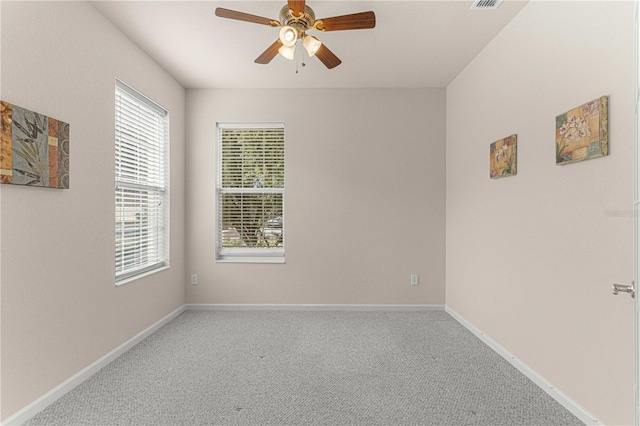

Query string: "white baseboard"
[8, 303, 590, 426]
[186, 303, 445, 311]
[2, 305, 186, 426]
[445, 306, 603, 426]
[2, 303, 441, 424]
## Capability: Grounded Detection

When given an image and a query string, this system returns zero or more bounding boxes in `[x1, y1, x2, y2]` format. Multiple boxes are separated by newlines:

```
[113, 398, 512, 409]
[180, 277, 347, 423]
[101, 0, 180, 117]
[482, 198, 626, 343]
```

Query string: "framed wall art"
[555, 96, 608, 165]
[490, 134, 517, 179]
[0, 100, 69, 188]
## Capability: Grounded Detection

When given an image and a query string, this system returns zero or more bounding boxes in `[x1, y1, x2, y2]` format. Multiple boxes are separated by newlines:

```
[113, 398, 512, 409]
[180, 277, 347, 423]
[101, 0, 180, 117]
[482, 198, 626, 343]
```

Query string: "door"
[635, 1, 640, 424]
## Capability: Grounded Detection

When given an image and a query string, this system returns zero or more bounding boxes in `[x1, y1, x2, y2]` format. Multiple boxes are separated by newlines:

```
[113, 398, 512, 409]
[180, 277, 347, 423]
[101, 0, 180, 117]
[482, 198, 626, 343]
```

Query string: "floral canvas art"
[0, 101, 69, 188]
[490, 134, 517, 179]
[556, 96, 608, 165]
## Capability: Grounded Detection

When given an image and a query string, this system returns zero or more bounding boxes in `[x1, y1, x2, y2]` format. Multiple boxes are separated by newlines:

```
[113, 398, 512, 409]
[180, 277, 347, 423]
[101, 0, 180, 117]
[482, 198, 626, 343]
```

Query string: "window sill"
[116, 265, 170, 286]
[216, 257, 285, 264]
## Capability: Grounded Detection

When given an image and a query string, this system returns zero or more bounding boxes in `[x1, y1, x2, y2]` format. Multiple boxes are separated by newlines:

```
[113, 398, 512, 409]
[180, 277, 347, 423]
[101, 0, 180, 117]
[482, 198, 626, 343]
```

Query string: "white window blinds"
[115, 80, 169, 283]
[217, 123, 284, 261]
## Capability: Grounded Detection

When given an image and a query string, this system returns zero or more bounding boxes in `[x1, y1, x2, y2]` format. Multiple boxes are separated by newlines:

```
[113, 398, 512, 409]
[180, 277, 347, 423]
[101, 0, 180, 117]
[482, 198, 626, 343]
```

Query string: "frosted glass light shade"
[279, 26, 298, 47]
[278, 44, 296, 60]
[303, 35, 322, 57]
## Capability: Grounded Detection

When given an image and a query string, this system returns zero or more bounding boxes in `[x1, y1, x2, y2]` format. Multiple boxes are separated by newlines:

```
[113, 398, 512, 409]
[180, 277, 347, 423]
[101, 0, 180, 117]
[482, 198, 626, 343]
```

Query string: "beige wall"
[446, 2, 634, 424]
[186, 89, 446, 305]
[2, 0, 633, 424]
[0, 1, 186, 421]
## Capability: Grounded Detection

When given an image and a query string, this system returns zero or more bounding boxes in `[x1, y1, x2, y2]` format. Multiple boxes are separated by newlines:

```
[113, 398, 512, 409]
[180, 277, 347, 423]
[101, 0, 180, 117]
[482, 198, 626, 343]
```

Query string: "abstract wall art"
[555, 96, 608, 165]
[490, 134, 517, 179]
[0, 100, 69, 188]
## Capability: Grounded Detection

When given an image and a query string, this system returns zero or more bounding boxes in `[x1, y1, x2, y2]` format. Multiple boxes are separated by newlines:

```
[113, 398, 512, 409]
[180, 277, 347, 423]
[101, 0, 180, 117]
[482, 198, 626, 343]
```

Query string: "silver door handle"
[612, 281, 635, 298]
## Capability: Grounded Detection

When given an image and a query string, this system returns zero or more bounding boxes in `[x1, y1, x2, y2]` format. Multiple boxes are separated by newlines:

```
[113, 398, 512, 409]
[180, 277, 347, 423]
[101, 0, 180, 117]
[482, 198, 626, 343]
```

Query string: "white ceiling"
[91, 0, 528, 89]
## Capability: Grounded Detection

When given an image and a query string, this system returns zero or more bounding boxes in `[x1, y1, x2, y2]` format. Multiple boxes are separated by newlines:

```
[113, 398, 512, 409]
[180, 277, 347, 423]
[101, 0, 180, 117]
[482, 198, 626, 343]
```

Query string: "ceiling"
[91, 1, 528, 89]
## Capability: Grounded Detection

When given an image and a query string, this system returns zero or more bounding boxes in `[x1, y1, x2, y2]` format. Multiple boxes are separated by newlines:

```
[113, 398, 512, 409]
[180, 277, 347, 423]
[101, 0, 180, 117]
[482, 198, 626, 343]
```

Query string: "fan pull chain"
[296, 39, 306, 74]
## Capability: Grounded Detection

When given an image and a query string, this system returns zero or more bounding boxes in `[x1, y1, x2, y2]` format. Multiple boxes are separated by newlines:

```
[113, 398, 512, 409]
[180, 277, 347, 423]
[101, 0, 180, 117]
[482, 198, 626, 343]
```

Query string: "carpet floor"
[27, 310, 583, 425]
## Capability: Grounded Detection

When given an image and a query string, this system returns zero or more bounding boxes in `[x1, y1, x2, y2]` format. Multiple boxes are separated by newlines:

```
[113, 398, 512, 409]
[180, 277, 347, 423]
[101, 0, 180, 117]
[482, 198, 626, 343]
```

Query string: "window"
[115, 80, 169, 283]
[216, 123, 285, 262]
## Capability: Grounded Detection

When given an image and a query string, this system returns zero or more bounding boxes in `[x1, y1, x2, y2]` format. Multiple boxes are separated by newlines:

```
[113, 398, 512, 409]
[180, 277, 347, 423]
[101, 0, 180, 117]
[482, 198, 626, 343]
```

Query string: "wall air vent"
[471, 0, 503, 10]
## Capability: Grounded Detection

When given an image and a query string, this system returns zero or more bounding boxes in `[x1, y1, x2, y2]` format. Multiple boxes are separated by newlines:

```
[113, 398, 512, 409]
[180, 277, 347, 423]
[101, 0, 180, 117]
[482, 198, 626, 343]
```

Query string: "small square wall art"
[0, 100, 69, 188]
[555, 96, 608, 165]
[490, 134, 517, 179]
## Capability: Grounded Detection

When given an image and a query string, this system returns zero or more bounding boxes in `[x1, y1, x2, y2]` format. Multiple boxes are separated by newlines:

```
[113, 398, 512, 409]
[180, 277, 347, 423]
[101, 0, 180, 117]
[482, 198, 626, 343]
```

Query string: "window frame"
[115, 79, 170, 285]
[216, 122, 285, 263]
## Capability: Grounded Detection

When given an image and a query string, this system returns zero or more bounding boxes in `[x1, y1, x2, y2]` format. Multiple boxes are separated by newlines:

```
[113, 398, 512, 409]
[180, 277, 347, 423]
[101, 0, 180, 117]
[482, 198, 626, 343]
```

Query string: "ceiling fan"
[215, 1, 376, 69]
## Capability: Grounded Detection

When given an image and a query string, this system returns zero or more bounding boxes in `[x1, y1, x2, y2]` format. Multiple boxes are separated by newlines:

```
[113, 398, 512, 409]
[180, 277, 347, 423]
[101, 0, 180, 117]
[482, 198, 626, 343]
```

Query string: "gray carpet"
[27, 310, 583, 425]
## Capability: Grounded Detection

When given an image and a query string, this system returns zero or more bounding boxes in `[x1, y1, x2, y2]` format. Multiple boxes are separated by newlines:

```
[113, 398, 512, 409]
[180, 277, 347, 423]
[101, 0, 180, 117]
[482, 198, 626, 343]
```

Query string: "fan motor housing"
[279, 5, 316, 32]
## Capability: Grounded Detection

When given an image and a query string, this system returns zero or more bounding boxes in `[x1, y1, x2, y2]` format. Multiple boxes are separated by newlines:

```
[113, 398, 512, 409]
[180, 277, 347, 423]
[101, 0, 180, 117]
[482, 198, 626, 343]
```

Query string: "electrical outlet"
[191, 274, 198, 285]
[411, 274, 419, 286]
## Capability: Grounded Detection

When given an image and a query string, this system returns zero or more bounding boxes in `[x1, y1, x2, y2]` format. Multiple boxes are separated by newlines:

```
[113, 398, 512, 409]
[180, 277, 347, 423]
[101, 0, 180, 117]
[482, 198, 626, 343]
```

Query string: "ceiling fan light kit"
[303, 35, 321, 57]
[279, 26, 298, 47]
[215, 0, 376, 69]
[278, 44, 296, 60]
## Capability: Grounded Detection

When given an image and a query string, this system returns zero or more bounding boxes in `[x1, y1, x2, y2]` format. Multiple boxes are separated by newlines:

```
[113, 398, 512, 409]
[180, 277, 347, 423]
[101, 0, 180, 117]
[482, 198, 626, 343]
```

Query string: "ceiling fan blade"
[255, 40, 284, 64]
[315, 44, 342, 69]
[215, 8, 279, 27]
[315, 11, 376, 31]
[288, 0, 306, 17]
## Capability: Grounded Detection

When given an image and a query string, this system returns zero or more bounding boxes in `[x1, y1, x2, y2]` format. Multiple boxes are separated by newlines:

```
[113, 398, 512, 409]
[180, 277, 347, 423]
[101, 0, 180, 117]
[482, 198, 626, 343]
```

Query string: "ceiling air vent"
[471, 0, 503, 10]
